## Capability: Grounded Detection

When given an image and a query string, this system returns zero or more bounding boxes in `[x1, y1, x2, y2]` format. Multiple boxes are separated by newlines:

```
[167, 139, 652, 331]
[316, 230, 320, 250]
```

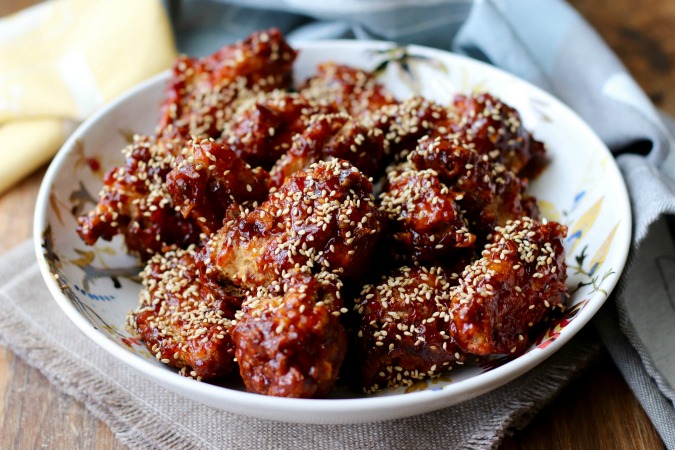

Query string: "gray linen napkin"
[0, 241, 600, 449]
[170, 0, 675, 446]
[453, 2, 675, 447]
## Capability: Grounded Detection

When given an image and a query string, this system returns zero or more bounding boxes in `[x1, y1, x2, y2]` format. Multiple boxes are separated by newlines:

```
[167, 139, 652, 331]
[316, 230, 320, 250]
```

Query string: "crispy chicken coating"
[232, 271, 348, 397]
[159, 28, 297, 140]
[166, 138, 270, 236]
[354, 266, 465, 393]
[452, 93, 547, 176]
[409, 136, 539, 240]
[300, 62, 397, 117]
[204, 159, 383, 289]
[450, 217, 568, 355]
[379, 165, 475, 263]
[269, 113, 387, 187]
[130, 245, 244, 380]
[77, 135, 200, 258]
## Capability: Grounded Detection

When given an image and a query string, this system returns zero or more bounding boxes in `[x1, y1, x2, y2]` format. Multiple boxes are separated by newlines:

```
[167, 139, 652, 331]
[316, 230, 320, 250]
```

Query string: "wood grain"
[0, 0, 672, 449]
[0, 168, 43, 254]
[504, 350, 665, 450]
[570, 0, 675, 117]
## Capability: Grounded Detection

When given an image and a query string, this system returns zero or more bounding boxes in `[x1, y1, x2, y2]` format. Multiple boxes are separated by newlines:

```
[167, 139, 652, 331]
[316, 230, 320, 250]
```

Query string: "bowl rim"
[33, 39, 632, 421]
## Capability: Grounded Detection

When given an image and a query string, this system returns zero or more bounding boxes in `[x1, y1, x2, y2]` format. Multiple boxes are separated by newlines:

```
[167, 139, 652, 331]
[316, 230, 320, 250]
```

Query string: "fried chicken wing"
[166, 138, 270, 236]
[450, 217, 568, 355]
[232, 271, 348, 397]
[159, 28, 297, 140]
[130, 245, 243, 380]
[452, 93, 547, 176]
[354, 266, 465, 393]
[300, 62, 397, 117]
[409, 136, 539, 240]
[204, 159, 383, 289]
[379, 165, 475, 263]
[269, 113, 387, 187]
[77, 135, 200, 258]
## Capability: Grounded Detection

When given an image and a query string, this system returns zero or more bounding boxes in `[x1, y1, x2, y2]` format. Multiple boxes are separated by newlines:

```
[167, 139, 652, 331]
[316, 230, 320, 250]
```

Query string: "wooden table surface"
[0, 1, 672, 448]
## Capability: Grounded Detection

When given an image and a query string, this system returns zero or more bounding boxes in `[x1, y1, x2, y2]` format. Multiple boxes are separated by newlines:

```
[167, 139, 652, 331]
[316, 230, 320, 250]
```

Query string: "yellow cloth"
[0, 0, 177, 194]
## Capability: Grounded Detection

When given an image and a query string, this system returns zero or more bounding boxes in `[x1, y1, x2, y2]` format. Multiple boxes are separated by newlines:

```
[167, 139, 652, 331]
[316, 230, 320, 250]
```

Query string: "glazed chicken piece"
[232, 271, 348, 397]
[222, 91, 330, 169]
[450, 217, 568, 355]
[409, 136, 539, 240]
[159, 28, 297, 140]
[300, 62, 397, 118]
[452, 93, 547, 176]
[77, 135, 200, 258]
[379, 165, 475, 263]
[130, 245, 244, 380]
[354, 266, 465, 393]
[363, 96, 457, 161]
[203, 159, 383, 289]
[269, 113, 387, 187]
[166, 138, 270, 236]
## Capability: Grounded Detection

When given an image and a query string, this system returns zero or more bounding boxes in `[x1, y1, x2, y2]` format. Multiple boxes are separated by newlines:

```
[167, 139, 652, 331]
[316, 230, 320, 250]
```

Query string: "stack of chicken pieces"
[77, 29, 568, 398]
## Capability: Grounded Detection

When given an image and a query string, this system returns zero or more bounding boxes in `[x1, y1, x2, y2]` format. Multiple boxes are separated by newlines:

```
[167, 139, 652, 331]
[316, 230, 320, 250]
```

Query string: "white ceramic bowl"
[34, 40, 632, 424]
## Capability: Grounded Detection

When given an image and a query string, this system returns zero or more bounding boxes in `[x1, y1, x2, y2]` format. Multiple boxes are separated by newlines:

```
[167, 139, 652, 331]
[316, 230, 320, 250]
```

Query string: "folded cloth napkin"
[0, 0, 176, 195]
[0, 241, 601, 450]
[169, 0, 474, 56]
[172, 0, 675, 446]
